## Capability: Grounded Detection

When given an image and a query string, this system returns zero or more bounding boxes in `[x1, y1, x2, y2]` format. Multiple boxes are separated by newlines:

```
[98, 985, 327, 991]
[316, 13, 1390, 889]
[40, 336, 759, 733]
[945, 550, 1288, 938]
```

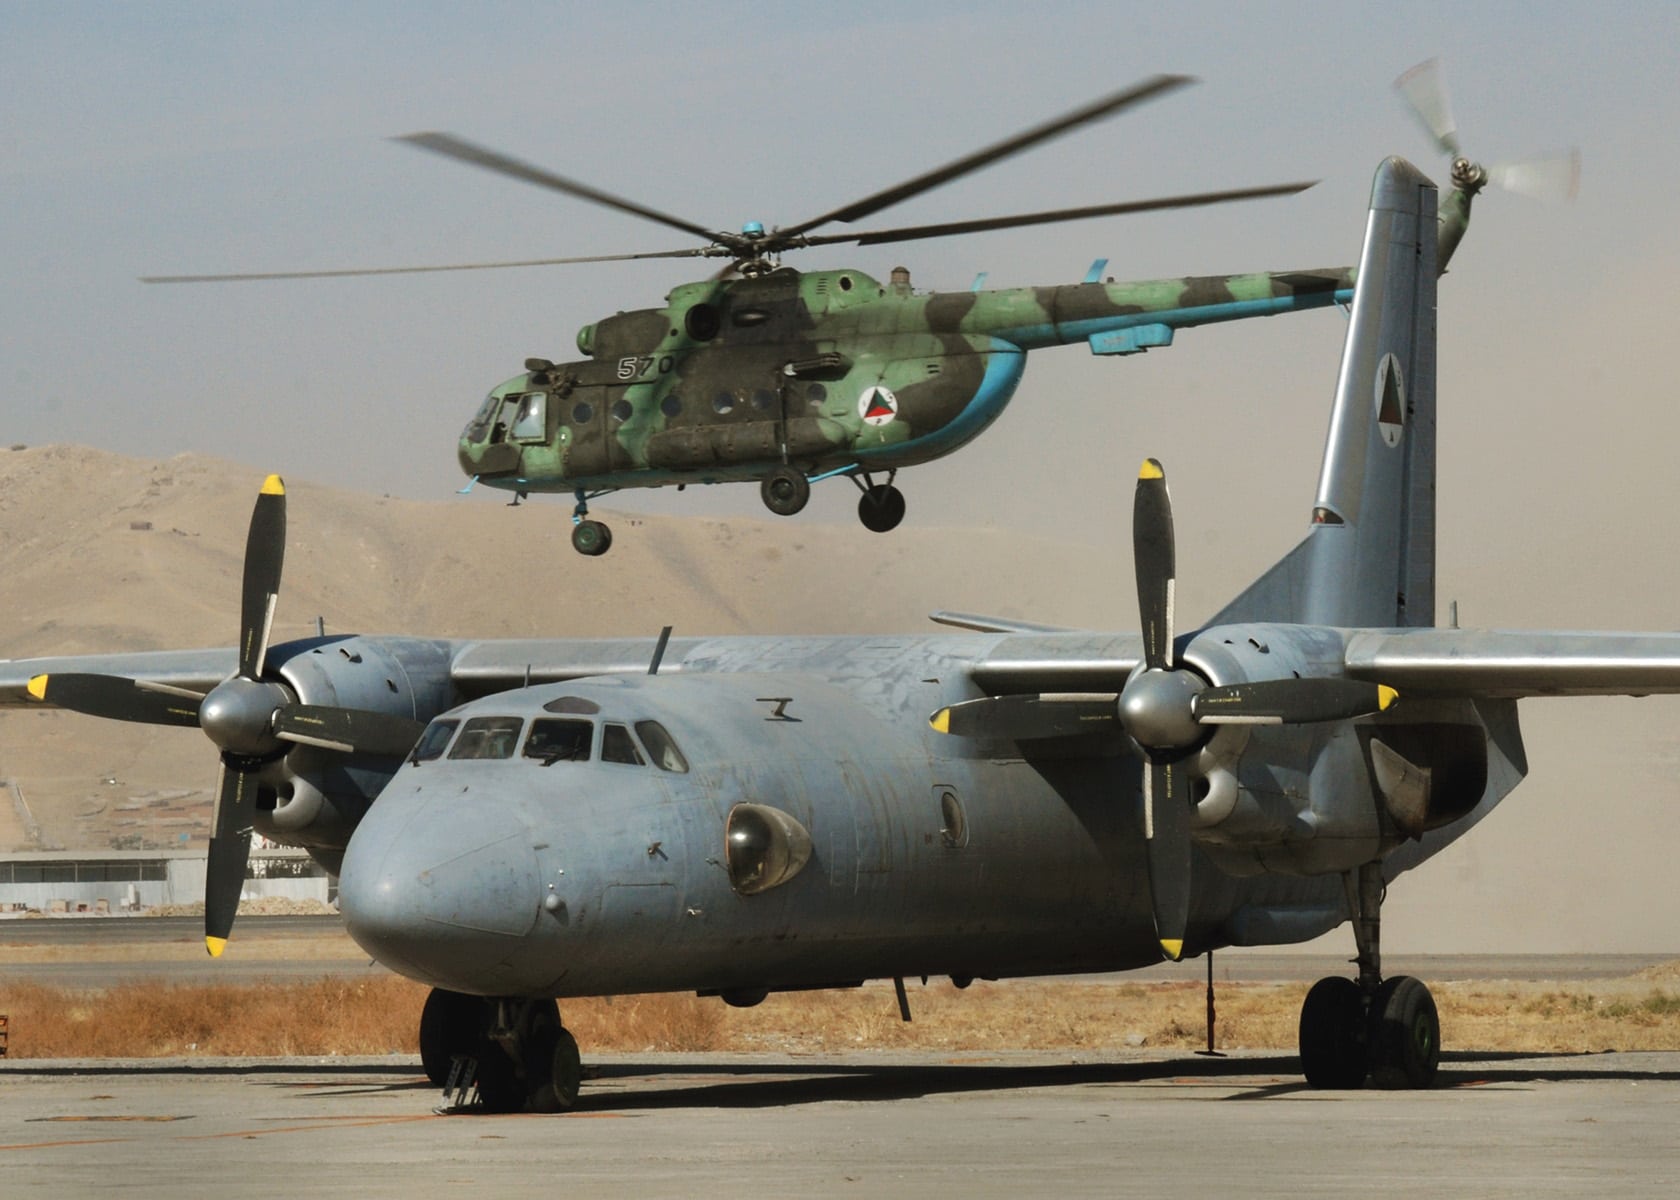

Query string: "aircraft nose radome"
[339, 790, 543, 990]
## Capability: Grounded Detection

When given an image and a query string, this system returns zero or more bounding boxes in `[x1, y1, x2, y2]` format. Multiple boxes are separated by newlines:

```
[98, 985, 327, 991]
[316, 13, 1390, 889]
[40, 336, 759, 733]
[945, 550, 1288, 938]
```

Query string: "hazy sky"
[6, 3, 1680, 952]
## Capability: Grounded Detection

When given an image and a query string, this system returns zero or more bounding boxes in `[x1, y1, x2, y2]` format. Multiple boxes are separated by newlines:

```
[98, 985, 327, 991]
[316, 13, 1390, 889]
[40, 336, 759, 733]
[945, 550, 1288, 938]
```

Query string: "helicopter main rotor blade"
[778, 75, 1194, 240]
[798, 180, 1316, 249]
[395, 131, 725, 245]
[141, 247, 716, 284]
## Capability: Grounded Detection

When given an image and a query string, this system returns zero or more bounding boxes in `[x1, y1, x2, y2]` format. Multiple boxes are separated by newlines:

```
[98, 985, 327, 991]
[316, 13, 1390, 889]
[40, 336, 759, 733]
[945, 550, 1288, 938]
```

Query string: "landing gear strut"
[420, 989, 584, 1113]
[851, 470, 905, 533]
[1298, 862, 1440, 1089]
[570, 489, 612, 556]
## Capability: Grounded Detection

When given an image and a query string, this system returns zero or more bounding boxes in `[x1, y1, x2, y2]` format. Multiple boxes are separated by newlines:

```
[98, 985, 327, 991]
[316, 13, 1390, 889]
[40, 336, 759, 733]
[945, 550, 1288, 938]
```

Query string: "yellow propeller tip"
[205, 936, 227, 958]
[1159, 938, 1184, 961]
[929, 709, 951, 734]
[1138, 458, 1164, 480]
[26, 674, 49, 701]
[1378, 685, 1399, 710]
[260, 474, 285, 496]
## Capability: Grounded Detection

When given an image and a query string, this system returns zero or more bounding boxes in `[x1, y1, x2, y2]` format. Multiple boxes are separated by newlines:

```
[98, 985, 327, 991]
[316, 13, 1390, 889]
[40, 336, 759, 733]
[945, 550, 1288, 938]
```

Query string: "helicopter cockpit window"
[635, 721, 689, 773]
[601, 723, 646, 766]
[448, 716, 525, 761]
[410, 718, 460, 764]
[464, 394, 499, 441]
[524, 718, 593, 765]
[509, 393, 546, 441]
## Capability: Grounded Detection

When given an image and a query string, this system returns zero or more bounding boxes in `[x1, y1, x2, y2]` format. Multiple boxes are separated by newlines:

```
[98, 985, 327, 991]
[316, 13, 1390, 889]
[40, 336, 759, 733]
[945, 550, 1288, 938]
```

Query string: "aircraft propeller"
[26, 477, 426, 955]
[930, 459, 1398, 962]
[1395, 58, 1580, 204]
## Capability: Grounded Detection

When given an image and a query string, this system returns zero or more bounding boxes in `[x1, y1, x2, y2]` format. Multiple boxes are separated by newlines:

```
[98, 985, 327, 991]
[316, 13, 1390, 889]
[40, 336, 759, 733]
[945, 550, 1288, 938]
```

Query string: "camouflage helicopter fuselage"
[457, 265, 1360, 495]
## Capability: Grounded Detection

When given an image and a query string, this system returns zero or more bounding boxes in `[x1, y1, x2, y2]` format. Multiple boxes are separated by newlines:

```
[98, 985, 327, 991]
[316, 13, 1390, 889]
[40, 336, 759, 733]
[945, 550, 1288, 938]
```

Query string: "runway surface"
[2, 1050, 1677, 1197]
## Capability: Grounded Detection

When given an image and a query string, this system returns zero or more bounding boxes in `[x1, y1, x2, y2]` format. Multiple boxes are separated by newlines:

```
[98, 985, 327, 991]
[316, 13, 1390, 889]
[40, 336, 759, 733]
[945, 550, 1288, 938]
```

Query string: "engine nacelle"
[251, 635, 456, 854]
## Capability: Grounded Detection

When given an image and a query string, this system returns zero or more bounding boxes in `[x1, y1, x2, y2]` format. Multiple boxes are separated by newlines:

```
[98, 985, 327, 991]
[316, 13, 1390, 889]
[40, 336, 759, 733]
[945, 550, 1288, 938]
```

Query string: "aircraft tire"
[1299, 976, 1369, 1089]
[857, 484, 905, 533]
[520, 1000, 570, 1113]
[473, 1038, 525, 1113]
[418, 988, 485, 1087]
[572, 519, 612, 556]
[761, 467, 811, 516]
[549, 1027, 583, 1111]
[1368, 976, 1440, 1089]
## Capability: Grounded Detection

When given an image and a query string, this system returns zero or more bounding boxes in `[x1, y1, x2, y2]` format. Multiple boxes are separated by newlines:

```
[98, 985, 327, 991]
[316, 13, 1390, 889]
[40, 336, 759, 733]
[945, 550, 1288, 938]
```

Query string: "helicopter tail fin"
[1212, 156, 1438, 629]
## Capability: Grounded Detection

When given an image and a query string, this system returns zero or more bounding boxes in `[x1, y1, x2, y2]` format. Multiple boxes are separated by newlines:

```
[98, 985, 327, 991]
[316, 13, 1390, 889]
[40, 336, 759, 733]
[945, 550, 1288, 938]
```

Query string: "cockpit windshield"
[448, 716, 524, 760]
[410, 718, 459, 764]
[525, 718, 593, 765]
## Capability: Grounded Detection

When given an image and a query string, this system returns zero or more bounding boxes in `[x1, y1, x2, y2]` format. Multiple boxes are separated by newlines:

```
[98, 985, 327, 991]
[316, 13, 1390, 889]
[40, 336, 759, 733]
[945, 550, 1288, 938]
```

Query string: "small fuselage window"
[525, 718, 594, 765]
[601, 723, 646, 766]
[447, 716, 525, 761]
[635, 720, 689, 773]
[410, 718, 460, 763]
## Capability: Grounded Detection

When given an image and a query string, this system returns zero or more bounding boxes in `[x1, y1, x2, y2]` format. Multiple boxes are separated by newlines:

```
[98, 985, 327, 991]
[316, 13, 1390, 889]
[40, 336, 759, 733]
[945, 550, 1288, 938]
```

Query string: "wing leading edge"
[1344, 629, 1680, 698]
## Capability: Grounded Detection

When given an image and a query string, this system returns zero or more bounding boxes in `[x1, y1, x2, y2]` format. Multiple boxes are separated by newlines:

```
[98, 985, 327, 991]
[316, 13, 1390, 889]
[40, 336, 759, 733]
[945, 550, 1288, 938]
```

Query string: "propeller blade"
[779, 75, 1194, 240]
[1487, 150, 1581, 203]
[1394, 58, 1461, 157]
[800, 181, 1317, 249]
[25, 673, 204, 726]
[1143, 758, 1192, 961]
[140, 246, 715, 284]
[238, 476, 286, 681]
[395, 132, 725, 245]
[273, 705, 427, 757]
[205, 763, 259, 956]
[930, 693, 1120, 740]
[1133, 458, 1176, 671]
[1192, 679, 1399, 726]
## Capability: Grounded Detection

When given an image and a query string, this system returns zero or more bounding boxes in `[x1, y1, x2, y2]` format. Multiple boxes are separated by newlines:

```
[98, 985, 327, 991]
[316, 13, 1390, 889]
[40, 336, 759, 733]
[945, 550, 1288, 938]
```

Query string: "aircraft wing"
[1344, 629, 1680, 698]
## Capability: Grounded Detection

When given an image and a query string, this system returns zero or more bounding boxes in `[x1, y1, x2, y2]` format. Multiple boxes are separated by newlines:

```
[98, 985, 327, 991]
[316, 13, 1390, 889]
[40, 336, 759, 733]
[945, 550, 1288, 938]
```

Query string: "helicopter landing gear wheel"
[857, 483, 905, 533]
[571, 519, 612, 556]
[760, 466, 811, 516]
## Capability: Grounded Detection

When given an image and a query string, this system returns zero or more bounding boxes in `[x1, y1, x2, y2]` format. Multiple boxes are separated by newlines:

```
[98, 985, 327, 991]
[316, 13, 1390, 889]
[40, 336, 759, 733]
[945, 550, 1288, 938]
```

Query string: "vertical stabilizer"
[1212, 157, 1438, 629]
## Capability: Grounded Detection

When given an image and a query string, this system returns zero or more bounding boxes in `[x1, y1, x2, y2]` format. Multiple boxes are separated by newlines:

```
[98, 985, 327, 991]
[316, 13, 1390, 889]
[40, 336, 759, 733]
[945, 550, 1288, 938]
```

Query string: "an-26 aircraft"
[4, 157, 1664, 1112]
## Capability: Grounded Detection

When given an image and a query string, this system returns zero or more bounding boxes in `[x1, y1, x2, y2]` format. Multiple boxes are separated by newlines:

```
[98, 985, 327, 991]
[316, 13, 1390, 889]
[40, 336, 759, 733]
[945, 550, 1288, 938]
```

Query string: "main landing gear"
[852, 470, 905, 533]
[1299, 862, 1441, 1089]
[421, 989, 584, 1114]
[759, 466, 906, 533]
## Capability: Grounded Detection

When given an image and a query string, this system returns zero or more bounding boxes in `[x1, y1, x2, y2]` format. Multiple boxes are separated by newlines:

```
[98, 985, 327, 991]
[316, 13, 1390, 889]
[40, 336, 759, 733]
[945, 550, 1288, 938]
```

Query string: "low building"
[0, 846, 331, 914]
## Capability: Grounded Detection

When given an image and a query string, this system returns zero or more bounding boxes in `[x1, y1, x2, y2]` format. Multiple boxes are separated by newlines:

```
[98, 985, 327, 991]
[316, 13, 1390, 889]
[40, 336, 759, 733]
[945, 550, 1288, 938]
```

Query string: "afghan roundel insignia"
[1374, 353, 1404, 448]
[858, 386, 898, 427]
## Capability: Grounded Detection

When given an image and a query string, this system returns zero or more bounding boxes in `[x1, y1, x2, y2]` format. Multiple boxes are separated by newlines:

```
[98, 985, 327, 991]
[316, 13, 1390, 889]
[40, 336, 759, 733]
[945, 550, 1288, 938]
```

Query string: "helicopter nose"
[340, 783, 543, 993]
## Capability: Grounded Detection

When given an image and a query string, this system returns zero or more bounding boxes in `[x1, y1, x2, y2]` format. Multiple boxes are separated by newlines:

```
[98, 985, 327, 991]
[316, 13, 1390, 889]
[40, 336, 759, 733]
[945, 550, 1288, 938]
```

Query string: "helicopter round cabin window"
[685, 303, 720, 341]
[611, 399, 633, 423]
[572, 401, 594, 424]
[806, 383, 827, 405]
[712, 392, 735, 415]
[751, 389, 775, 411]
[838, 275, 854, 291]
[662, 394, 682, 418]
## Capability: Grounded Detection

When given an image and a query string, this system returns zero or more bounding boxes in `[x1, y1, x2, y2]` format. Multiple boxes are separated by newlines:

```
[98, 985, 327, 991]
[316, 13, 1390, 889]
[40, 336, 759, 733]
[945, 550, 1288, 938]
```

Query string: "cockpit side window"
[447, 716, 524, 760]
[525, 718, 593, 765]
[509, 392, 547, 442]
[601, 723, 646, 766]
[635, 720, 689, 773]
[410, 718, 460, 764]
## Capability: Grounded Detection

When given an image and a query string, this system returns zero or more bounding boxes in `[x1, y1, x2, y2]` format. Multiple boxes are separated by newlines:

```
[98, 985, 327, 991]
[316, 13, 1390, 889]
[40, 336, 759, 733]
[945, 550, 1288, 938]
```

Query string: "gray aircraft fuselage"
[338, 630, 1499, 1000]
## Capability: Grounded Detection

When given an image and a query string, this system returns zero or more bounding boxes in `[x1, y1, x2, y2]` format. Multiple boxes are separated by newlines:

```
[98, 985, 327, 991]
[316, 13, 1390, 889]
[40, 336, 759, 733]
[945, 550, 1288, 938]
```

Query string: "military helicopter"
[142, 78, 1385, 554]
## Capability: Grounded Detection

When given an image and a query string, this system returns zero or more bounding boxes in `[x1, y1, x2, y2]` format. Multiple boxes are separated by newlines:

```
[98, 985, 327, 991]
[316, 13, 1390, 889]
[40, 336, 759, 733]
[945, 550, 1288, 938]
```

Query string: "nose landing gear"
[1298, 862, 1441, 1089]
[421, 989, 585, 1114]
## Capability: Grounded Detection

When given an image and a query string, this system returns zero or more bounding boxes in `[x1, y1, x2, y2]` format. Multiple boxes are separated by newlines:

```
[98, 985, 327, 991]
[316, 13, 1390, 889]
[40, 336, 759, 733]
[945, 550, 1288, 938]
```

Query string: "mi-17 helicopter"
[147, 73, 1504, 555]
[12, 155, 1642, 1112]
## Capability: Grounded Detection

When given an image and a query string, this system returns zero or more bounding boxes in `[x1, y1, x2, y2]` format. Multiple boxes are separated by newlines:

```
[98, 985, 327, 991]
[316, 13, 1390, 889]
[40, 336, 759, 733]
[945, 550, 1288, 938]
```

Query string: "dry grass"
[3, 975, 1679, 1060]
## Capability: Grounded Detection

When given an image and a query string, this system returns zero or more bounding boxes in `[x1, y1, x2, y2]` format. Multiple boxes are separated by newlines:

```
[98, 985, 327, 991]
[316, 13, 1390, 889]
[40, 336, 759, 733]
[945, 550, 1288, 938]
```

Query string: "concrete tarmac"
[2, 1050, 1677, 1198]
